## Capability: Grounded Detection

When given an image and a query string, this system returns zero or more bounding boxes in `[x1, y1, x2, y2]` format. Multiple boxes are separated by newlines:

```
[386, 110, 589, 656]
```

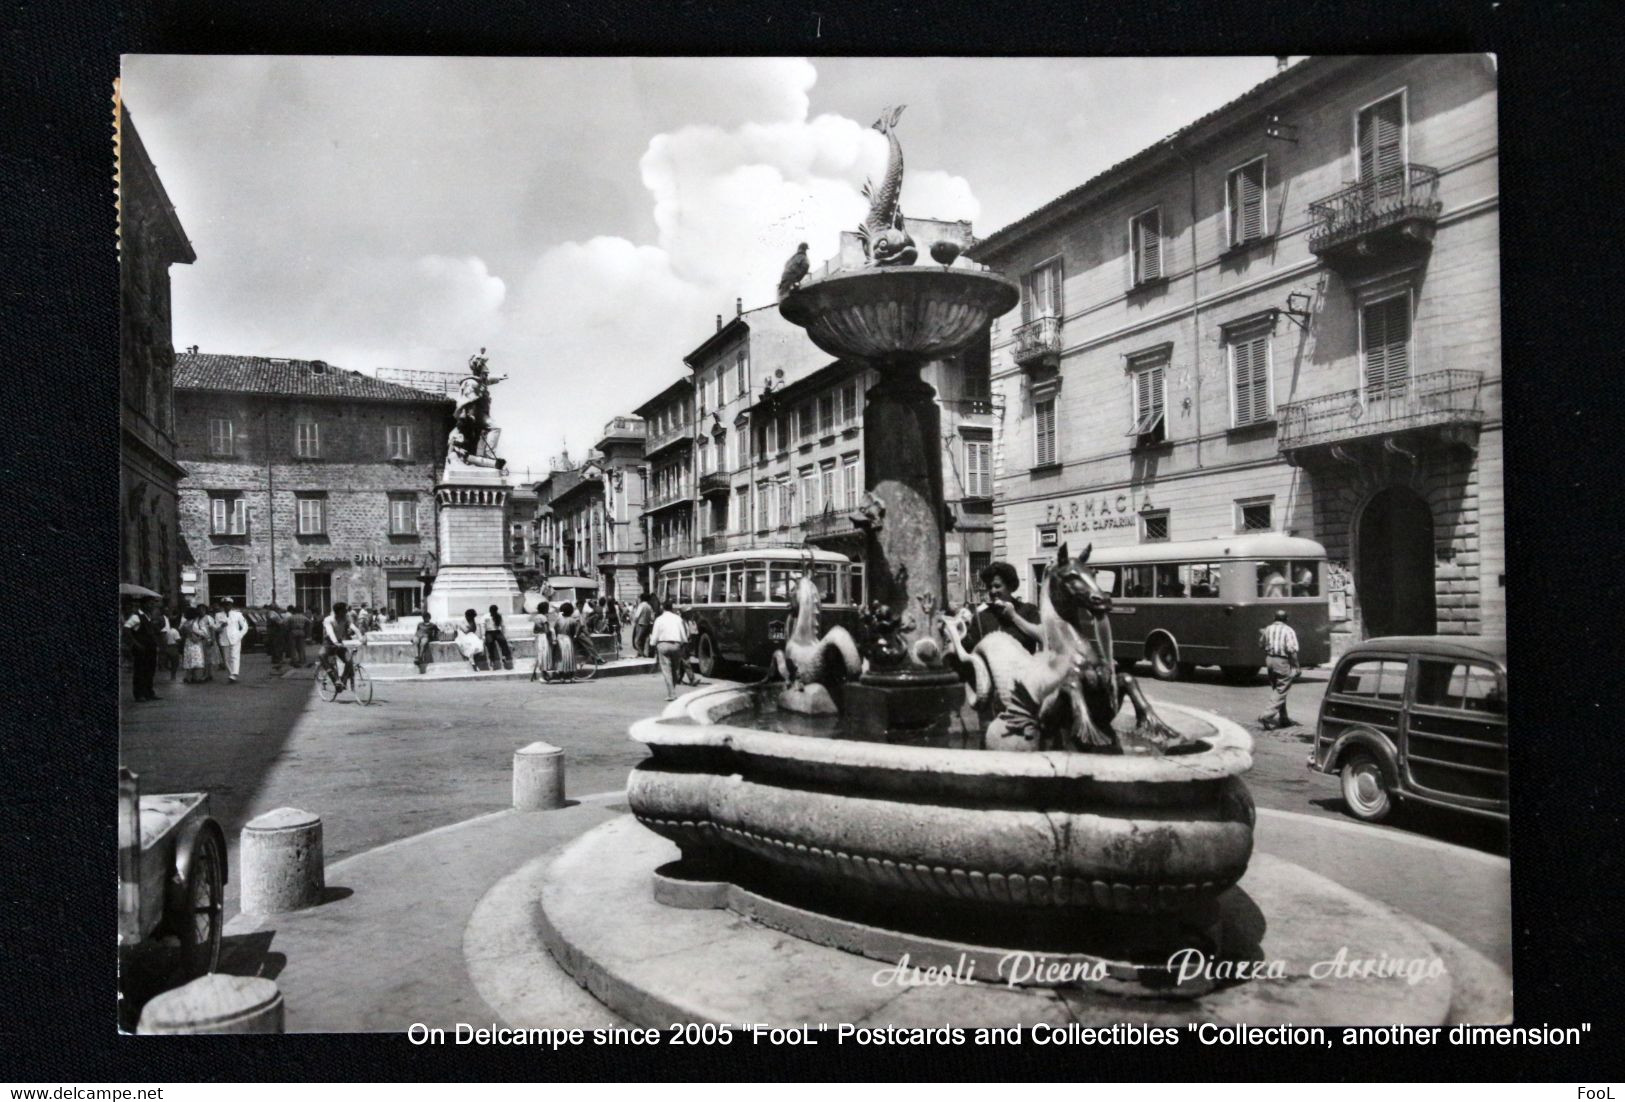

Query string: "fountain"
[525, 108, 1510, 1027]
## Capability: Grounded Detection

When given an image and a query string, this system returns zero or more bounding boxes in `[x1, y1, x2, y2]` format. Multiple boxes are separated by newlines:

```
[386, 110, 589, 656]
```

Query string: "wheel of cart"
[573, 645, 600, 681]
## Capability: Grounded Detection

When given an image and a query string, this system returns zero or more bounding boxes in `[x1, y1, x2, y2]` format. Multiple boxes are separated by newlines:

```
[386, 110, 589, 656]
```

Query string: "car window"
[1336, 658, 1406, 703]
[1459, 665, 1504, 714]
[1413, 659, 1505, 715]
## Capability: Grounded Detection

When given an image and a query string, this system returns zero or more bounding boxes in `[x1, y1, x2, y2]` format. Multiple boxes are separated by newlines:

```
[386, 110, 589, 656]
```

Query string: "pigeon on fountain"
[777, 242, 810, 299]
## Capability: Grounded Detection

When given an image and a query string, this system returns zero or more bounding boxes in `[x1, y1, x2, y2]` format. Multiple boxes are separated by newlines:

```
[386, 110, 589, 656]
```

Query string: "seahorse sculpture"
[943, 543, 1191, 752]
[857, 105, 918, 267]
[773, 569, 864, 715]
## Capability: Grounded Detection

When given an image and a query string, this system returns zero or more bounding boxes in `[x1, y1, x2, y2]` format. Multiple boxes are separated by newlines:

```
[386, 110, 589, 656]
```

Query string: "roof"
[633, 375, 694, 418]
[683, 313, 751, 368]
[1339, 636, 1508, 665]
[969, 57, 1335, 259]
[175, 353, 454, 406]
[1084, 534, 1327, 565]
[657, 547, 855, 570]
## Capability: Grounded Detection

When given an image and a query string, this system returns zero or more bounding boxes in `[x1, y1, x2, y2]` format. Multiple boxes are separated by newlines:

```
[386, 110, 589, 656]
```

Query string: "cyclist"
[320, 601, 360, 690]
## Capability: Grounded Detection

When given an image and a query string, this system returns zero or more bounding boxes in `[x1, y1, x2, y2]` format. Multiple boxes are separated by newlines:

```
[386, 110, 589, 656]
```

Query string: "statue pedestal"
[426, 462, 523, 621]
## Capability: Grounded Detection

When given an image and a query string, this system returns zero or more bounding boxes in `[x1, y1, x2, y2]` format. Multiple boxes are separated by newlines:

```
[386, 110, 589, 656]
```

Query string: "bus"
[1080, 534, 1331, 682]
[657, 548, 866, 677]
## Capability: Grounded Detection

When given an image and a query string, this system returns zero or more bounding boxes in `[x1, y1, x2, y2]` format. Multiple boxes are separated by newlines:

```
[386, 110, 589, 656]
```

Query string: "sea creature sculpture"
[857, 106, 918, 267]
[943, 543, 1191, 752]
[849, 490, 886, 532]
[773, 569, 864, 715]
[777, 242, 810, 299]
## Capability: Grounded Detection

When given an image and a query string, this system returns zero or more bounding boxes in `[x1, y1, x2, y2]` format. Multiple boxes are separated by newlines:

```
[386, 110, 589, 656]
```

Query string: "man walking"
[1257, 610, 1301, 729]
[650, 598, 690, 701]
[218, 597, 249, 683]
[632, 592, 655, 659]
[286, 606, 308, 668]
[123, 596, 162, 702]
[266, 604, 287, 672]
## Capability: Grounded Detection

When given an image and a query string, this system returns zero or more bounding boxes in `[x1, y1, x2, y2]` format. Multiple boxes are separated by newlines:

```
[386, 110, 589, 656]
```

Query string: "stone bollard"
[240, 807, 325, 914]
[513, 741, 566, 811]
[137, 974, 285, 1034]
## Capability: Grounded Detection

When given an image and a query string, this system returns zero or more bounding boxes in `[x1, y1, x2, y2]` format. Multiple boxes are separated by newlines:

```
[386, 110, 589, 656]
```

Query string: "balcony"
[597, 416, 646, 449]
[644, 488, 693, 514]
[699, 471, 731, 498]
[643, 538, 693, 563]
[803, 506, 860, 541]
[1277, 369, 1484, 463]
[1011, 315, 1062, 372]
[1307, 164, 1442, 266]
[700, 533, 729, 555]
[644, 421, 694, 457]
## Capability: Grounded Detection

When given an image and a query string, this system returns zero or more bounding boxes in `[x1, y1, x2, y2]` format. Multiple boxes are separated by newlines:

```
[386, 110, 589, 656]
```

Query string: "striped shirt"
[1260, 621, 1299, 659]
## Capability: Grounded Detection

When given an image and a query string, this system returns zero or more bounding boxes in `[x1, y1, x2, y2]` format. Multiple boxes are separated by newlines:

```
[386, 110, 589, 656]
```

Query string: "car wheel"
[696, 632, 718, 678]
[1340, 751, 1394, 823]
[1147, 636, 1181, 681]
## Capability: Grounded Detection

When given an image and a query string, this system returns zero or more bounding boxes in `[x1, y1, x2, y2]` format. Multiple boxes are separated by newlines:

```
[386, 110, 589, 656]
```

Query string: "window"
[842, 455, 860, 510]
[1362, 294, 1412, 397]
[1335, 659, 1407, 704]
[209, 494, 246, 536]
[1414, 660, 1505, 715]
[1257, 560, 1291, 597]
[1141, 508, 1170, 543]
[294, 571, 332, 617]
[208, 419, 234, 457]
[1034, 397, 1057, 467]
[1226, 156, 1268, 247]
[389, 494, 417, 535]
[735, 487, 751, 533]
[819, 461, 836, 515]
[1021, 259, 1063, 322]
[1119, 565, 1155, 598]
[736, 351, 748, 398]
[385, 424, 413, 459]
[965, 436, 992, 498]
[697, 436, 709, 475]
[756, 483, 771, 531]
[1131, 207, 1162, 285]
[1153, 563, 1185, 597]
[745, 567, 767, 603]
[1228, 325, 1273, 427]
[1289, 561, 1319, 597]
[841, 383, 859, 424]
[1358, 92, 1406, 187]
[296, 494, 327, 535]
[1129, 353, 1167, 444]
[1188, 563, 1224, 599]
[1238, 498, 1274, 534]
[778, 480, 793, 527]
[798, 404, 815, 442]
[295, 420, 321, 458]
[798, 467, 818, 521]
[710, 569, 727, 604]
[697, 373, 708, 417]
[818, 393, 835, 434]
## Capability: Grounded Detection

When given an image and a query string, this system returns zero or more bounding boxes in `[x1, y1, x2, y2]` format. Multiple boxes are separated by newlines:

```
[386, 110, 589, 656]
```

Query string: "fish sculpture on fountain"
[943, 542, 1194, 753]
[857, 105, 918, 267]
[772, 569, 864, 715]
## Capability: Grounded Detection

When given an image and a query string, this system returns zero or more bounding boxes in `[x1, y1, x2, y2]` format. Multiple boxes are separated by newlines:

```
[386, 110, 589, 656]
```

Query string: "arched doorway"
[1356, 485, 1437, 638]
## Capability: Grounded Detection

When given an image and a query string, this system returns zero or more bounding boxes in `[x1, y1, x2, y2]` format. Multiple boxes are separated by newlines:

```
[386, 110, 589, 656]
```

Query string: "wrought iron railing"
[644, 538, 693, 562]
[1011, 316, 1063, 367]
[1307, 164, 1442, 255]
[803, 507, 857, 539]
[645, 487, 692, 511]
[699, 471, 731, 496]
[599, 416, 646, 441]
[1276, 369, 1484, 453]
[645, 421, 693, 454]
[700, 533, 728, 555]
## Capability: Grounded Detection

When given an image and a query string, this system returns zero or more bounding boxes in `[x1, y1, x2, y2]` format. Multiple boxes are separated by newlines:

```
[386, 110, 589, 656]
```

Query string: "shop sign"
[301, 552, 422, 568]
[1042, 494, 1136, 535]
[1038, 525, 1059, 549]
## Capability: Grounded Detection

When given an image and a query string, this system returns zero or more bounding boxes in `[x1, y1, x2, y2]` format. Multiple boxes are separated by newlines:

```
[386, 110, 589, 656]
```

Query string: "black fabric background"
[4, 0, 1623, 1082]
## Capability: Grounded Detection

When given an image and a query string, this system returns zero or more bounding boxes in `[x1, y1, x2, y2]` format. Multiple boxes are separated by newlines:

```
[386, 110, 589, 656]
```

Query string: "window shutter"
[1237, 161, 1265, 242]
[1359, 95, 1405, 184]
[1150, 365, 1165, 417]
[1035, 399, 1056, 466]
[1364, 296, 1411, 395]
[1233, 335, 1270, 425]
[1047, 263, 1063, 317]
[212, 498, 225, 533]
[1136, 211, 1161, 282]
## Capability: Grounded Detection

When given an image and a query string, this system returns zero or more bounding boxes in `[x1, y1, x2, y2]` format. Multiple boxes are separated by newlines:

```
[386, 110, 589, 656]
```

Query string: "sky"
[121, 55, 1288, 474]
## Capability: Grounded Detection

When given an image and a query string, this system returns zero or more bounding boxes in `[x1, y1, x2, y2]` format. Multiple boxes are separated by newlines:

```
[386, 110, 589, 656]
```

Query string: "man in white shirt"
[1257, 611, 1301, 729]
[218, 598, 250, 683]
[649, 599, 691, 701]
[322, 601, 359, 689]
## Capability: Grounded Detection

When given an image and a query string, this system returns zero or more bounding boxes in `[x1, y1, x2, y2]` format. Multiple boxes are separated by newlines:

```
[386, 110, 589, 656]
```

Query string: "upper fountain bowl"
[780, 265, 1019, 363]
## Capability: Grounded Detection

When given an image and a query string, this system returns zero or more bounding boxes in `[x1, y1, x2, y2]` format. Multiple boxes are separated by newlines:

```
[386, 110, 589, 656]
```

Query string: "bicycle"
[316, 642, 373, 704]
[534, 635, 600, 683]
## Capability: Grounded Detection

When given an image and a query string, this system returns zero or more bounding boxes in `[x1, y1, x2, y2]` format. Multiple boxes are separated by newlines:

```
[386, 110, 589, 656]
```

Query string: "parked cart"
[118, 767, 228, 988]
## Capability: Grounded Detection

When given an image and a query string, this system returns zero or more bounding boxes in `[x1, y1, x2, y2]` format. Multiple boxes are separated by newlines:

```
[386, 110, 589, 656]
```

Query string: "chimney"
[716, 314, 722, 331]
[736, 297, 743, 317]
[1275, 55, 1290, 72]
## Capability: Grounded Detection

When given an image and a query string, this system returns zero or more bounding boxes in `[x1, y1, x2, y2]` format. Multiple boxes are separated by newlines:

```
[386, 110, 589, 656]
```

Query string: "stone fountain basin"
[779, 265, 1020, 362]
[626, 686, 1256, 916]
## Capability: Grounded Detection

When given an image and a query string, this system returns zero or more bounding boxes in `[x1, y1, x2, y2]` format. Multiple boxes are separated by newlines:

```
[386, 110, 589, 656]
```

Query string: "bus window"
[1120, 565, 1155, 599]
[1289, 561, 1320, 597]
[850, 564, 865, 607]
[1189, 563, 1223, 599]
[1093, 568, 1119, 597]
[1154, 563, 1186, 598]
[769, 564, 795, 602]
[746, 568, 767, 603]
[677, 572, 693, 604]
[1257, 561, 1290, 598]
[727, 565, 745, 603]
[710, 568, 727, 604]
[814, 565, 838, 605]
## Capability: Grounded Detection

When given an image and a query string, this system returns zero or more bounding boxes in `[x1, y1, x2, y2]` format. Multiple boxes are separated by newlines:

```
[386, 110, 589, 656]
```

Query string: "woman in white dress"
[455, 608, 486, 669]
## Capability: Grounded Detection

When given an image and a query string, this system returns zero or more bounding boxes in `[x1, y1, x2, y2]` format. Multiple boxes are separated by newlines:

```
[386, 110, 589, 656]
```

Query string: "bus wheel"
[696, 632, 719, 678]
[1147, 636, 1181, 681]
[1221, 665, 1259, 684]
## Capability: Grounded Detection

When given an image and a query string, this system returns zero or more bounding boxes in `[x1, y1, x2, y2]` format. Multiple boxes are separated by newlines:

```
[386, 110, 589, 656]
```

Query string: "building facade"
[594, 416, 648, 602]
[969, 55, 1501, 652]
[119, 104, 196, 600]
[633, 378, 696, 589]
[174, 353, 454, 617]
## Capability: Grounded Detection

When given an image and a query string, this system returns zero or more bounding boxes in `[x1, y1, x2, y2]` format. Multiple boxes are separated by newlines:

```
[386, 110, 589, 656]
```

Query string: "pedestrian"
[321, 601, 360, 689]
[554, 602, 582, 679]
[650, 598, 690, 701]
[209, 602, 228, 671]
[217, 597, 249, 683]
[455, 609, 486, 670]
[482, 604, 513, 670]
[632, 592, 655, 659]
[123, 596, 162, 702]
[530, 601, 555, 681]
[413, 610, 439, 674]
[1257, 610, 1301, 729]
[192, 605, 216, 681]
[162, 605, 182, 680]
[604, 597, 622, 657]
[181, 605, 210, 682]
[265, 603, 287, 672]
[286, 606, 308, 668]
[962, 561, 1042, 654]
